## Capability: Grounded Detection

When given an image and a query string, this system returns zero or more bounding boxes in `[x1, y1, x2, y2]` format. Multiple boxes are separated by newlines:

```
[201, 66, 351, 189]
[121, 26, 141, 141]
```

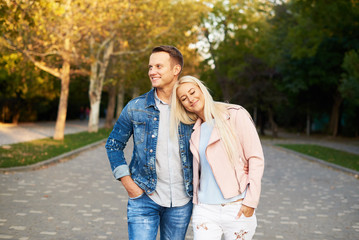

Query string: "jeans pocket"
[129, 192, 144, 200]
[239, 210, 256, 220]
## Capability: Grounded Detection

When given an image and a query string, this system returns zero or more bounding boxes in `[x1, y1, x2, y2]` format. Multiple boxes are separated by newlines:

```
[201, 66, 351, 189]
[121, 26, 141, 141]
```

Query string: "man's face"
[148, 52, 179, 90]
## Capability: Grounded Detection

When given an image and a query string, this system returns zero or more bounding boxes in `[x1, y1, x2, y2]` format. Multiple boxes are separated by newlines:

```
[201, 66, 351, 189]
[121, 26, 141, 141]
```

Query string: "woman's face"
[176, 82, 205, 119]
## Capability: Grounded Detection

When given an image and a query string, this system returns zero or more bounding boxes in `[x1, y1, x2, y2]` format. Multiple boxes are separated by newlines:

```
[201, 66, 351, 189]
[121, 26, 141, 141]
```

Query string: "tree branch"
[23, 50, 61, 78]
[23, 49, 59, 57]
[70, 69, 90, 76]
[110, 25, 171, 57]
[111, 46, 150, 56]
[3, 37, 61, 78]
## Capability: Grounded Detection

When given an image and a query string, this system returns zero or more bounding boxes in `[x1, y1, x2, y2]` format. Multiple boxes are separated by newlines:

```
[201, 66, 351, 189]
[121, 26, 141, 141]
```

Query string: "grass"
[0, 128, 112, 168]
[277, 144, 359, 172]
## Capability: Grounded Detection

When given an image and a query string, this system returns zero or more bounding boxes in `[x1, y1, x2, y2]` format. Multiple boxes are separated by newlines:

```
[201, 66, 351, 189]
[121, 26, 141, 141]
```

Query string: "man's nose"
[148, 68, 155, 76]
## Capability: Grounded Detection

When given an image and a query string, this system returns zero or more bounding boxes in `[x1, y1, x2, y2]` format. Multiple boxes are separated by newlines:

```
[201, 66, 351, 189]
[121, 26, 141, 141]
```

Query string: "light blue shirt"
[198, 121, 246, 204]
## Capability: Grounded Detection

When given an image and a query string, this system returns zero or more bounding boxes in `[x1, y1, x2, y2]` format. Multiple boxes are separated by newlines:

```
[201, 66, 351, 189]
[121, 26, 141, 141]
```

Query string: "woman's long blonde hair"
[170, 75, 238, 165]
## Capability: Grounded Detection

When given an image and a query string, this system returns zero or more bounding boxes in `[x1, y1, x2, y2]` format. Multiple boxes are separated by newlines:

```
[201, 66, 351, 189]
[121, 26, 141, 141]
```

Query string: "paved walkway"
[0, 122, 358, 239]
[0, 119, 105, 146]
[264, 131, 359, 155]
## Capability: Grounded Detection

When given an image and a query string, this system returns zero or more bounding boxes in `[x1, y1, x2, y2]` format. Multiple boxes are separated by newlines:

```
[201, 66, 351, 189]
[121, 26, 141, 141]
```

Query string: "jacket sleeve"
[235, 107, 264, 208]
[105, 103, 133, 180]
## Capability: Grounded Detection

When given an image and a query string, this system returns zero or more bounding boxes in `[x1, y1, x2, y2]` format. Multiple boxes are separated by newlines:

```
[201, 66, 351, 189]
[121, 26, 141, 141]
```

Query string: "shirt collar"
[154, 89, 169, 106]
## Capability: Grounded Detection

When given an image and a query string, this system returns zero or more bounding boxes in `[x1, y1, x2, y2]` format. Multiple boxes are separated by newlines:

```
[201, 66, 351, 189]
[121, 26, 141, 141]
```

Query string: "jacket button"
[152, 135, 155, 138]
[154, 117, 157, 121]
[150, 149, 153, 153]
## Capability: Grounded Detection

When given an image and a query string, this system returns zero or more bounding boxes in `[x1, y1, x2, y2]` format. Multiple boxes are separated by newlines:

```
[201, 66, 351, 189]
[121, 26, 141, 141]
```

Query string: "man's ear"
[173, 64, 181, 76]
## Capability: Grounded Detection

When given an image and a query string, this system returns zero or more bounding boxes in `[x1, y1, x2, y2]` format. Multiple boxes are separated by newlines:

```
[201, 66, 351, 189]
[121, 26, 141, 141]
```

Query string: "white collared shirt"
[147, 90, 191, 207]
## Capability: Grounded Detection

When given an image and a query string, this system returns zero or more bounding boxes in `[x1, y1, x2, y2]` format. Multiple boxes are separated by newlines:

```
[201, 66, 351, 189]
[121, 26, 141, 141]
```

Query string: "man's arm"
[105, 104, 133, 180]
[120, 176, 144, 198]
[105, 103, 146, 198]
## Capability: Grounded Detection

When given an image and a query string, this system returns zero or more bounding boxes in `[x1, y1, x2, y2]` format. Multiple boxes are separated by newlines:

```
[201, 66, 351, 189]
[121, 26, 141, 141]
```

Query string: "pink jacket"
[190, 105, 264, 208]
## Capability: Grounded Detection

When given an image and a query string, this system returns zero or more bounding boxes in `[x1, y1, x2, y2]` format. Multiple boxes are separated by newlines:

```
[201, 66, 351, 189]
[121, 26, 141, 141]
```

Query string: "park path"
[265, 131, 359, 155]
[0, 119, 105, 146]
[0, 121, 359, 239]
[0, 142, 358, 239]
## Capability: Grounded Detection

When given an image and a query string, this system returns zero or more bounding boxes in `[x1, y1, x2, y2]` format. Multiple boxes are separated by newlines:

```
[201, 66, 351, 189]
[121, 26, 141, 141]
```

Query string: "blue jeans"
[127, 194, 193, 240]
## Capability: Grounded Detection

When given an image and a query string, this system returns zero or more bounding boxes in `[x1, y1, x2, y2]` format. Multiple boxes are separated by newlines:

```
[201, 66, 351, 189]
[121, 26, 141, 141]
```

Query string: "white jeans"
[192, 201, 257, 240]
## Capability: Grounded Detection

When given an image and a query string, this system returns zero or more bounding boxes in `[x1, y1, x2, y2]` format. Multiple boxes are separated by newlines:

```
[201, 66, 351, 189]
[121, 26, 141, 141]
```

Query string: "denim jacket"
[105, 88, 193, 197]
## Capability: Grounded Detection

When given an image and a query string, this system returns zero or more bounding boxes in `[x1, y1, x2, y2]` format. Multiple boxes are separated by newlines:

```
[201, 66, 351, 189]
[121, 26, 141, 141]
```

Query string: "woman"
[170, 76, 264, 240]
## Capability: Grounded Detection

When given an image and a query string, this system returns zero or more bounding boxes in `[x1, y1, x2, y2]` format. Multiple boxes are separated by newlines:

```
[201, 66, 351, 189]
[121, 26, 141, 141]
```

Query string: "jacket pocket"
[132, 120, 146, 145]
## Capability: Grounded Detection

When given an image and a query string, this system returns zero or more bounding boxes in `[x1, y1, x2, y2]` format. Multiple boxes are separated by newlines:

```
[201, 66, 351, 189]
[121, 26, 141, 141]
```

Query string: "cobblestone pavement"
[1, 140, 358, 239]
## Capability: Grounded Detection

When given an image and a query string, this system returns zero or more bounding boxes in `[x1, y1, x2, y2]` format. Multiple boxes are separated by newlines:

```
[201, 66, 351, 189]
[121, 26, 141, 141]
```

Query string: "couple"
[105, 45, 264, 240]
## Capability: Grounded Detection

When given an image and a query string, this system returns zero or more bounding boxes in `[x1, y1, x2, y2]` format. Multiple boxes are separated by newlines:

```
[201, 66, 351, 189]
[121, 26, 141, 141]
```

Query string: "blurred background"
[1, 0, 358, 139]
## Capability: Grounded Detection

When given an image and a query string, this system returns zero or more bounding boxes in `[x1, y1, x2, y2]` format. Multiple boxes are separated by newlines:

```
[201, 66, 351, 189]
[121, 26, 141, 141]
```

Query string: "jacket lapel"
[207, 112, 230, 146]
[191, 112, 231, 160]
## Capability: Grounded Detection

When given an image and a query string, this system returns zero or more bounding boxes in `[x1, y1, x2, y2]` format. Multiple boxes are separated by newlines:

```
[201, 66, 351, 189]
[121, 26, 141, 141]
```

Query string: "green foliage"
[67, 76, 91, 119]
[195, 0, 359, 136]
[0, 49, 59, 122]
[1, 0, 358, 137]
[0, 128, 111, 168]
[198, 0, 274, 102]
[263, 0, 359, 135]
[1, 0, 208, 124]
[340, 50, 359, 106]
[277, 144, 359, 171]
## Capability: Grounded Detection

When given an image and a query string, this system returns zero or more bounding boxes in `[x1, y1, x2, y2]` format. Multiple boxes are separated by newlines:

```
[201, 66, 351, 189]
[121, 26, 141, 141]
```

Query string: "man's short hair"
[152, 45, 184, 74]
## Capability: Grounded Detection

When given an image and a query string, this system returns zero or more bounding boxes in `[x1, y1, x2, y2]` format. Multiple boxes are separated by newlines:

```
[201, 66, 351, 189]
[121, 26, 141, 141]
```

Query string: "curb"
[266, 143, 359, 178]
[0, 139, 107, 173]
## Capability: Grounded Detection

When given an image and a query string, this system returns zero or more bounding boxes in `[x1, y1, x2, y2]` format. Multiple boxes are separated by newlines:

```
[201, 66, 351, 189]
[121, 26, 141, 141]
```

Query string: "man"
[105, 45, 193, 240]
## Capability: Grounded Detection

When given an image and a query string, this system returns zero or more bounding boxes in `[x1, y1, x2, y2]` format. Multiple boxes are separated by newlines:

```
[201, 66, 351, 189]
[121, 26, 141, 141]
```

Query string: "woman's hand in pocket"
[236, 204, 254, 219]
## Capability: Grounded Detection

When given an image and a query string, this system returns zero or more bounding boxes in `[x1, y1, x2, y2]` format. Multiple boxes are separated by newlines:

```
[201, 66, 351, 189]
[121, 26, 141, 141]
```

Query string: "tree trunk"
[213, 69, 231, 101]
[54, 59, 71, 140]
[253, 106, 257, 125]
[268, 107, 278, 138]
[88, 59, 100, 133]
[258, 109, 266, 136]
[53, 0, 72, 140]
[105, 84, 116, 128]
[329, 93, 343, 137]
[116, 80, 125, 119]
[204, 29, 231, 102]
[12, 112, 20, 125]
[88, 40, 114, 132]
[306, 110, 311, 136]
[221, 80, 232, 102]
[132, 86, 140, 99]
